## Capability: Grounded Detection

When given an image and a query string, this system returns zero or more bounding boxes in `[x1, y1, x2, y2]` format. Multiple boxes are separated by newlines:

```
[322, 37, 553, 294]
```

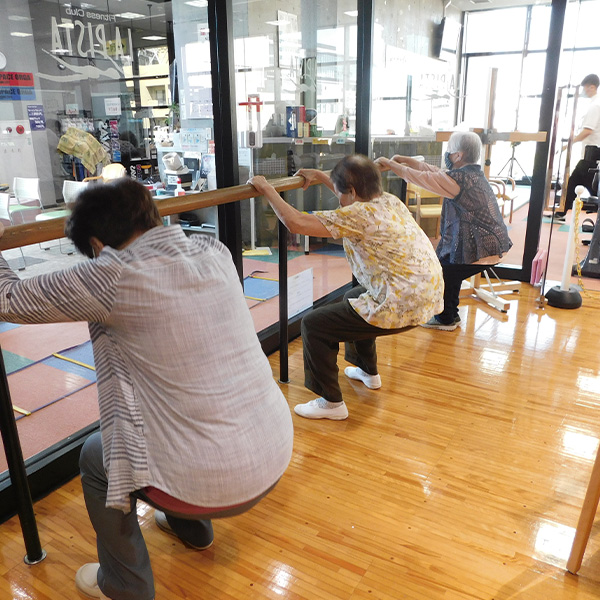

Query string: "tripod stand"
[497, 141, 531, 183]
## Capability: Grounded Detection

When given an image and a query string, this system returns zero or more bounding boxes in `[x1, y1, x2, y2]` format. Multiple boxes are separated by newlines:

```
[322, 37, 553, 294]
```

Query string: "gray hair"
[447, 131, 481, 164]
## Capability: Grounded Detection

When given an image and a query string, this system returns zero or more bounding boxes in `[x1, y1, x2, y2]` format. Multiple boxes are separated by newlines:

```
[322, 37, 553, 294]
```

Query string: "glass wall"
[232, 1, 358, 332]
[462, 5, 550, 184]
[371, 0, 459, 238]
[555, 0, 600, 180]
[0, 0, 171, 205]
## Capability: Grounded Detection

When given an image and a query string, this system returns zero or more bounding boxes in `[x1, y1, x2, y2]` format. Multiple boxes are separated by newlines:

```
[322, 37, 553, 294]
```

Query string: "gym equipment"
[545, 187, 585, 308]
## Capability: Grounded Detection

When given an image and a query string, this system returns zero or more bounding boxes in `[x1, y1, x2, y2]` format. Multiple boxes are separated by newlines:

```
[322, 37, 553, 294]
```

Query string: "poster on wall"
[27, 105, 46, 131]
[104, 97, 121, 116]
[109, 119, 120, 162]
[0, 72, 36, 101]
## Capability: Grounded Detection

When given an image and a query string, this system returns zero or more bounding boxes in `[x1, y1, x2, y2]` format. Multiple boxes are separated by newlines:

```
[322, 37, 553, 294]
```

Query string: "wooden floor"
[2, 283, 600, 599]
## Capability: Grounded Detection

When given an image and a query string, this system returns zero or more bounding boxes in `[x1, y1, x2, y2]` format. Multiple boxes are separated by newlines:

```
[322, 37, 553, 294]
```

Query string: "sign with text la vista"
[38, 5, 135, 83]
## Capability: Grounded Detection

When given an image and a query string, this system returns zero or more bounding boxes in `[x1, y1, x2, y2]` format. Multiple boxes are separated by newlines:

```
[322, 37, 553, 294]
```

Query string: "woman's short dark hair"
[581, 74, 600, 88]
[65, 178, 161, 257]
[330, 154, 383, 200]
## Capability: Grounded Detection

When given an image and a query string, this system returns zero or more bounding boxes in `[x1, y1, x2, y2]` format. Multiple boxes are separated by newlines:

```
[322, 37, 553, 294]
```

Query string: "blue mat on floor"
[1, 349, 34, 375]
[312, 243, 345, 257]
[243, 276, 279, 301]
[42, 341, 97, 382]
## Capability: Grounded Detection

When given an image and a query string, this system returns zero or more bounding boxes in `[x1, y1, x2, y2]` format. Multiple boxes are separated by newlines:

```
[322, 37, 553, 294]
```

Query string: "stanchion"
[545, 187, 584, 309]
[0, 347, 46, 565]
[278, 219, 290, 384]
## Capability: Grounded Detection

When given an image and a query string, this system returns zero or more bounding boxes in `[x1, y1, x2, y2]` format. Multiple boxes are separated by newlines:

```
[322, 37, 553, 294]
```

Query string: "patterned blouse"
[439, 165, 513, 264]
[0, 227, 294, 511]
[314, 193, 444, 329]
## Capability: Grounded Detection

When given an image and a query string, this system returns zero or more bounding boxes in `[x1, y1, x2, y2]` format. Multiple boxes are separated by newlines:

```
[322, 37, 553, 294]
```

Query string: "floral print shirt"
[314, 193, 444, 329]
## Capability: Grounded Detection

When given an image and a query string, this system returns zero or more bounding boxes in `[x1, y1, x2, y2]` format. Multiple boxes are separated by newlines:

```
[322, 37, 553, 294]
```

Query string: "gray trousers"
[80, 432, 275, 600]
[301, 286, 411, 403]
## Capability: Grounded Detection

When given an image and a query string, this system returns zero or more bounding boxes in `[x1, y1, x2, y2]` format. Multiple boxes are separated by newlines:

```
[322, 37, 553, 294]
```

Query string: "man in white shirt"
[556, 73, 600, 221]
[0, 178, 294, 600]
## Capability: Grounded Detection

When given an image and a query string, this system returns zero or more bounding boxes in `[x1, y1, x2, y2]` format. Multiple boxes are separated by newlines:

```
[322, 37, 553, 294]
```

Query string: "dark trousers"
[564, 159, 597, 212]
[80, 432, 273, 600]
[301, 286, 410, 403]
[437, 261, 488, 325]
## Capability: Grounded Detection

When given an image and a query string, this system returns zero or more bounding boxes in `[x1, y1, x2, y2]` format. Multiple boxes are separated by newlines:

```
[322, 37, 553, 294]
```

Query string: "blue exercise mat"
[243, 276, 279, 301]
[313, 243, 345, 257]
[42, 341, 97, 382]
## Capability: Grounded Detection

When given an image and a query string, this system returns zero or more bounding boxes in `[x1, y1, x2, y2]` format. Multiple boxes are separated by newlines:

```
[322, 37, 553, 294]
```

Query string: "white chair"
[11, 177, 42, 223]
[62, 180, 89, 204]
[0, 192, 26, 270]
[34, 180, 87, 254]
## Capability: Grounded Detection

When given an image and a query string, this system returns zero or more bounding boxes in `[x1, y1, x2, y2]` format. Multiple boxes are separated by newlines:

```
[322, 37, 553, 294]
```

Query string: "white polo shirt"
[580, 93, 600, 156]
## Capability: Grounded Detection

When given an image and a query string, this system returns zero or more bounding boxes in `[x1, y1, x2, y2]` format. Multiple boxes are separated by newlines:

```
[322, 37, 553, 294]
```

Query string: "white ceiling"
[449, 0, 551, 11]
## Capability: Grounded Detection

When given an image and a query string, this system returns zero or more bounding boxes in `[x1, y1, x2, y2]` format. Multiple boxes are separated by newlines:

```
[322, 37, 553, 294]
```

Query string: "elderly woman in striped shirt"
[0, 178, 293, 600]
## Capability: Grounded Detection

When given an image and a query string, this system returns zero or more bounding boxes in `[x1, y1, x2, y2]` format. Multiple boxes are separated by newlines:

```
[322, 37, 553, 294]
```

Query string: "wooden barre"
[0, 175, 307, 252]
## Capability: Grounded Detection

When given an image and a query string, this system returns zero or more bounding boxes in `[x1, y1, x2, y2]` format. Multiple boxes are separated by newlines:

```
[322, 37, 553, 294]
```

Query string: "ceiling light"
[265, 20, 290, 26]
[58, 22, 75, 29]
[186, 0, 208, 6]
[142, 35, 167, 41]
[116, 12, 145, 19]
[11, 32, 33, 37]
[344, 10, 358, 17]
[8, 16, 31, 22]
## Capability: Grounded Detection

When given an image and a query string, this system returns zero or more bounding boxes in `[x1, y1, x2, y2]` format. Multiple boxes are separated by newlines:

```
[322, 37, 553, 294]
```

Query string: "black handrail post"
[355, 0, 374, 157]
[278, 219, 289, 384]
[0, 346, 46, 565]
[207, 0, 243, 281]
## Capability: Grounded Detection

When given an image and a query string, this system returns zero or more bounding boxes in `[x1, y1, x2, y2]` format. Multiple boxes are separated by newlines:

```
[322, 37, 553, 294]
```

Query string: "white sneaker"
[294, 397, 348, 420]
[344, 367, 382, 389]
[75, 563, 110, 599]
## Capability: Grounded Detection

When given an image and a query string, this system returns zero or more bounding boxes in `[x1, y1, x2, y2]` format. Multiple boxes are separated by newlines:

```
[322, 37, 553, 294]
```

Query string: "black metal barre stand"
[0, 345, 46, 564]
[278, 219, 289, 384]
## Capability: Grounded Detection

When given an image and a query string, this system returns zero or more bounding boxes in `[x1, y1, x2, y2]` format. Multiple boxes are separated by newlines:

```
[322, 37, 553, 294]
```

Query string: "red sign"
[0, 72, 34, 87]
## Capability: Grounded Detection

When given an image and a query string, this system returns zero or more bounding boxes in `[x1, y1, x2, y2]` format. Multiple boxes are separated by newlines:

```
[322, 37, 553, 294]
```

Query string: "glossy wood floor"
[2, 283, 600, 599]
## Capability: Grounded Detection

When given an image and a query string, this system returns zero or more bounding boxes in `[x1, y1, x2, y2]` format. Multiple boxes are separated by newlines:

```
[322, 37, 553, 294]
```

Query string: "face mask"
[444, 151, 454, 170]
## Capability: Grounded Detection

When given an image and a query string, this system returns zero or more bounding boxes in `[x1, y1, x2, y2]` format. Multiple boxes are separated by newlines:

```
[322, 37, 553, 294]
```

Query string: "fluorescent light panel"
[116, 12, 146, 19]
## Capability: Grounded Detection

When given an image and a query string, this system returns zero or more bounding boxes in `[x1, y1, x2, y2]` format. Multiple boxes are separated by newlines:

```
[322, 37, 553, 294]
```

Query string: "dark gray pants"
[80, 432, 275, 600]
[301, 286, 410, 403]
[80, 432, 156, 600]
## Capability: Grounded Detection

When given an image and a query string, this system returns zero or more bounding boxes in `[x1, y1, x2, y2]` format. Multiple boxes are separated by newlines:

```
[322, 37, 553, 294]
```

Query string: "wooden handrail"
[0, 175, 307, 252]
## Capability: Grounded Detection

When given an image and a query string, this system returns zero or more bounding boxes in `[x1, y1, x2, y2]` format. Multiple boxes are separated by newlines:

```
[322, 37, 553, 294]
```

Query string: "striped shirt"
[0, 227, 294, 511]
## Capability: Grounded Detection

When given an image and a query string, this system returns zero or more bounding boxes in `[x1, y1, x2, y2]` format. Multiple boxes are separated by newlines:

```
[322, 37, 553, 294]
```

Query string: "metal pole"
[355, 0, 374, 156]
[0, 346, 46, 565]
[278, 219, 289, 384]
[207, 0, 243, 280]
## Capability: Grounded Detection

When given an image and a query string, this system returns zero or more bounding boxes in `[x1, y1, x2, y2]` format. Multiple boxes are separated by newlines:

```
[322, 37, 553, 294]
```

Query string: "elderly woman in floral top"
[249, 154, 443, 421]
[376, 131, 512, 331]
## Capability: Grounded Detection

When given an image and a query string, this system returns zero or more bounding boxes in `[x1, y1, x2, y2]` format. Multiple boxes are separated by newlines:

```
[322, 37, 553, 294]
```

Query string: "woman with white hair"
[376, 131, 512, 331]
